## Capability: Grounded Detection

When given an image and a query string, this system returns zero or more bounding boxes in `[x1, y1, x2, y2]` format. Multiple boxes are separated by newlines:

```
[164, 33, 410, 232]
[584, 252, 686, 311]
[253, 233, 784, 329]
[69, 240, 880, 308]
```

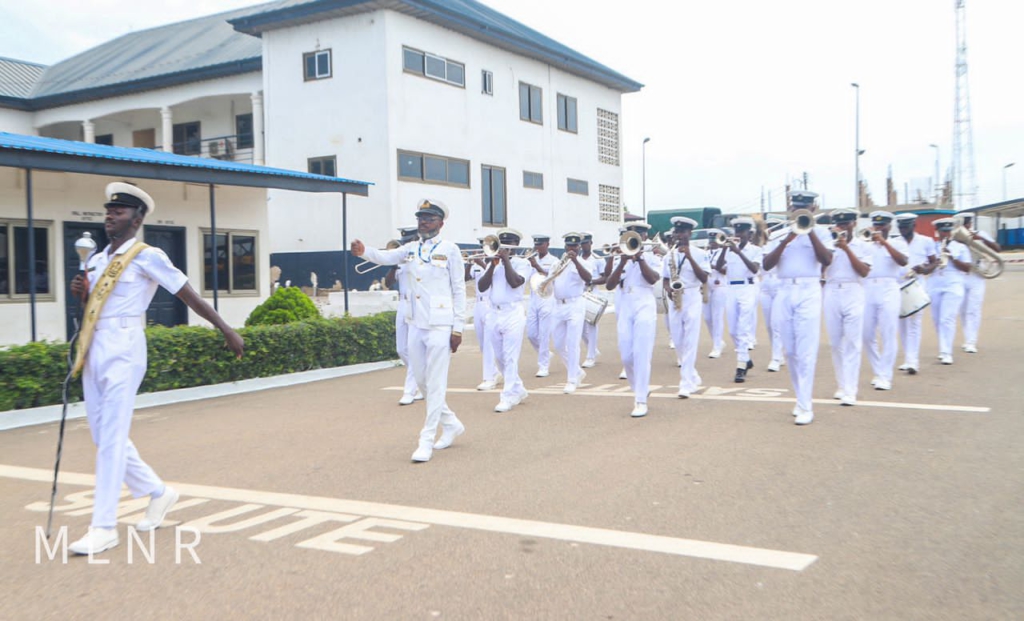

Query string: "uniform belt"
[865, 276, 898, 282]
[555, 295, 582, 304]
[622, 286, 654, 295]
[94, 315, 145, 331]
[780, 277, 822, 286]
[491, 301, 521, 312]
[729, 278, 755, 285]
[826, 281, 861, 289]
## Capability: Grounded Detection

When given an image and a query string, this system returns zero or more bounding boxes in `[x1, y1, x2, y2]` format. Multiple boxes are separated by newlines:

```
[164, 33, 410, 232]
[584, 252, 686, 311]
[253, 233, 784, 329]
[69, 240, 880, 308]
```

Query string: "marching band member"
[895, 213, 937, 375]
[703, 231, 727, 358]
[352, 199, 466, 463]
[760, 217, 786, 372]
[861, 211, 909, 391]
[477, 229, 532, 412]
[823, 209, 872, 406]
[928, 218, 971, 365]
[606, 222, 662, 417]
[386, 226, 423, 405]
[580, 232, 603, 367]
[715, 217, 763, 383]
[762, 190, 833, 425]
[549, 233, 592, 393]
[957, 212, 1001, 353]
[526, 234, 558, 377]
[467, 238, 500, 391]
[661, 217, 709, 398]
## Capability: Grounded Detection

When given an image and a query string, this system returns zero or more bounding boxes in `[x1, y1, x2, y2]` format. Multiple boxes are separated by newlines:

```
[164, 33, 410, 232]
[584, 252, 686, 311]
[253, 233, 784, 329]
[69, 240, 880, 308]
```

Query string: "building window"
[599, 185, 621, 222]
[519, 82, 543, 124]
[523, 171, 544, 189]
[402, 46, 465, 87]
[203, 230, 257, 294]
[94, 134, 114, 146]
[308, 156, 337, 177]
[235, 113, 254, 150]
[557, 94, 578, 133]
[303, 50, 332, 81]
[172, 121, 201, 155]
[567, 178, 589, 195]
[481, 165, 507, 227]
[397, 150, 470, 187]
[0, 220, 53, 300]
[597, 108, 620, 166]
[482, 70, 493, 95]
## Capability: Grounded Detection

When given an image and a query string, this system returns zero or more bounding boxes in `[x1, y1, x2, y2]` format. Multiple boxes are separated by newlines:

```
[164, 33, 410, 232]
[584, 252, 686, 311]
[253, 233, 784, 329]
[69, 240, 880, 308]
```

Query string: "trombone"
[789, 209, 815, 236]
[353, 239, 407, 274]
[463, 234, 536, 261]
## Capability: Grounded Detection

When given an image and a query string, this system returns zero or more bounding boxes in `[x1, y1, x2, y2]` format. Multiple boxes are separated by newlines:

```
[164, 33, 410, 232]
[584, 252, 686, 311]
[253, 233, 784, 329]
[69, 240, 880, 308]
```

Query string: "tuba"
[952, 225, 1003, 279]
[529, 254, 572, 298]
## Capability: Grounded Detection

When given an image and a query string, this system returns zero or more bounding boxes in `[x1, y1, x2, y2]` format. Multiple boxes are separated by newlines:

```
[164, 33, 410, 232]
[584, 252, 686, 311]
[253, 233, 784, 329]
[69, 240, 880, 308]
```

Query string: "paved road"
[2, 267, 1022, 620]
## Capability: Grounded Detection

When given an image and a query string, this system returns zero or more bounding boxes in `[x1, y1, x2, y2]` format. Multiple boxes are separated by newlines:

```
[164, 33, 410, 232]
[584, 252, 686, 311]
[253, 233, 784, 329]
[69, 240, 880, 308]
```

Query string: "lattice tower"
[952, 0, 978, 209]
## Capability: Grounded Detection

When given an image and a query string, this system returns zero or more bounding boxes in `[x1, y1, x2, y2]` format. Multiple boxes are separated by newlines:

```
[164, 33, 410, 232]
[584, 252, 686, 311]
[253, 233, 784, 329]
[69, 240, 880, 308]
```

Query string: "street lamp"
[642, 137, 651, 220]
[851, 83, 860, 210]
[1004, 162, 1016, 201]
[929, 144, 940, 205]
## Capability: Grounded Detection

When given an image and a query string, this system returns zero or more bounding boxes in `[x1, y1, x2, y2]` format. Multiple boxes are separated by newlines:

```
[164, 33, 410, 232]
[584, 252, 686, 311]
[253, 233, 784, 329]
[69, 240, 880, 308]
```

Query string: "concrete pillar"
[161, 106, 173, 152]
[251, 91, 265, 166]
[82, 120, 95, 143]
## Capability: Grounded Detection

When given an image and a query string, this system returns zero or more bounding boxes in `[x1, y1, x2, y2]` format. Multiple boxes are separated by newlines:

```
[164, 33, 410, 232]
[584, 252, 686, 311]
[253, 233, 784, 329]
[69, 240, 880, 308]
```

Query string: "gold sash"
[72, 242, 151, 378]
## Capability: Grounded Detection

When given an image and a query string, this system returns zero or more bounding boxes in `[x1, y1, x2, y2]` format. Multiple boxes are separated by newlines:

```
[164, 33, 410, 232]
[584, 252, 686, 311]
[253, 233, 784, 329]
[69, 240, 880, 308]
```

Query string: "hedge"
[0, 312, 397, 412]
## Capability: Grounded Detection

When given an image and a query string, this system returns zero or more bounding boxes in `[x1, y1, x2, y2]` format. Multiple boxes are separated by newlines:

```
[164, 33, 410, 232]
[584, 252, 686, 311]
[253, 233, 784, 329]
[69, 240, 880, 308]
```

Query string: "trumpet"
[464, 235, 536, 261]
[858, 228, 876, 242]
[354, 239, 406, 274]
[789, 209, 815, 235]
[713, 231, 741, 246]
[830, 226, 848, 242]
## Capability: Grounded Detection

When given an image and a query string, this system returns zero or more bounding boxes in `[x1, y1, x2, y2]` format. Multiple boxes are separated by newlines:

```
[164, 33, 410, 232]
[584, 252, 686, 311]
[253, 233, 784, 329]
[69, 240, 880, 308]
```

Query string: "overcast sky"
[1, 0, 1020, 213]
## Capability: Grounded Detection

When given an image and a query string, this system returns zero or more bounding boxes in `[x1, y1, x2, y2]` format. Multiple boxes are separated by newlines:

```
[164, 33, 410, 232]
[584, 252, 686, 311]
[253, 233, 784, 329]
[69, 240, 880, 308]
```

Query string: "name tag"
[431, 254, 447, 262]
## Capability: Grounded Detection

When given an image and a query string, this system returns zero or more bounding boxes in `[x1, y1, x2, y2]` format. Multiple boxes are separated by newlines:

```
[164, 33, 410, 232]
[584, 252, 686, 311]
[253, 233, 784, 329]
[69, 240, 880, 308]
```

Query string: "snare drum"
[899, 277, 930, 318]
[584, 292, 609, 326]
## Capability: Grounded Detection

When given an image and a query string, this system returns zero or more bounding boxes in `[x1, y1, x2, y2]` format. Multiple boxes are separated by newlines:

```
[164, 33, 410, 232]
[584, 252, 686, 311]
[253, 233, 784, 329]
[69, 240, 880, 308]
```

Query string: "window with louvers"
[597, 109, 619, 166]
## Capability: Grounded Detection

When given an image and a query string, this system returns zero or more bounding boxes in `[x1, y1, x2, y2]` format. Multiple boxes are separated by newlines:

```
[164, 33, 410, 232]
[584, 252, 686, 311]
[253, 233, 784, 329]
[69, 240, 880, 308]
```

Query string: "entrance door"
[143, 226, 188, 328]
[63, 222, 107, 340]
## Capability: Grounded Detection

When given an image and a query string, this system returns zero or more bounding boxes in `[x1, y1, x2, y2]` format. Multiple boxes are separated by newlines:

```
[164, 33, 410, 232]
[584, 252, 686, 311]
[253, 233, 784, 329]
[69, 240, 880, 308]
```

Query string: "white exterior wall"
[0, 169, 269, 346]
[0, 108, 35, 134]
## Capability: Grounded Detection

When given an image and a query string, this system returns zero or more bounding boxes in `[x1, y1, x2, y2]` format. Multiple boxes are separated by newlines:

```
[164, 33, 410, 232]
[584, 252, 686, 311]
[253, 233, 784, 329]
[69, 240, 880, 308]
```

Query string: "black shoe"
[745, 359, 754, 370]
[734, 368, 747, 383]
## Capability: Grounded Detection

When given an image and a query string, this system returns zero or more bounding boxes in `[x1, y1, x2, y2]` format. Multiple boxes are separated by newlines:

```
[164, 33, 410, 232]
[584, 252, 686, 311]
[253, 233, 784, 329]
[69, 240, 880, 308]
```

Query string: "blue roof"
[0, 132, 370, 195]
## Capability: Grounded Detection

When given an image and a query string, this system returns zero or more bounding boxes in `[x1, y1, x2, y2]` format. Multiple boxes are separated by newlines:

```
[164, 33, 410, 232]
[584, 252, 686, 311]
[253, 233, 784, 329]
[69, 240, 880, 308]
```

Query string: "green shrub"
[245, 286, 320, 326]
[0, 312, 397, 412]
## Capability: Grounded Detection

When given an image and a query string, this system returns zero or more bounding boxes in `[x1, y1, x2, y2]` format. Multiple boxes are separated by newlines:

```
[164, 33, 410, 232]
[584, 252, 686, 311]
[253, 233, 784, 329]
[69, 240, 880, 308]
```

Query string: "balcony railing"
[159, 134, 256, 164]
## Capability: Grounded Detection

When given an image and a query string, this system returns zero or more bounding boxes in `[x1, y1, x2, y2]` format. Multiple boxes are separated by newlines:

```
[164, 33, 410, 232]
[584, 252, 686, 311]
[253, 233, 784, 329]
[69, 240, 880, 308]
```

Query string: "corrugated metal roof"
[0, 56, 46, 98]
[0, 132, 371, 195]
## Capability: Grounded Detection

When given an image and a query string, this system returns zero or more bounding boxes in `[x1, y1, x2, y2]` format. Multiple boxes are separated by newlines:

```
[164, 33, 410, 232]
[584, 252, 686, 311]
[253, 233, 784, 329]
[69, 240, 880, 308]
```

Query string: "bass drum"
[899, 277, 930, 318]
[584, 292, 609, 326]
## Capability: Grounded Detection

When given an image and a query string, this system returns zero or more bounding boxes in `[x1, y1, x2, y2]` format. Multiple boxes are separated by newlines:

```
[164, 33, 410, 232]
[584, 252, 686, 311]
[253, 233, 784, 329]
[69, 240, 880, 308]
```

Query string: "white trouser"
[960, 275, 986, 346]
[929, 285, 964, 357]
[703, 286, 726, 350]
[396, 305, 417, 396]
[551, 297, 586, 383]
[725, 283, 757, 366]
[751, 282, 760, 343]
[668, 290, 703, 392]
[487, 303, 527, 402]
[407, 325, 460, 446]
[526, 296, 554, 369]
[899, 311, 924, 369]
[824, 282, 865, 399]
[83, 318, 162, 529]
[617, 291, 657, 403]
[862, 278, 901, 383]
[760, 284, 784, 363]
[582, 320, 600, 360]
[474, 296, 497, 382]
[774, 280, 822, 414]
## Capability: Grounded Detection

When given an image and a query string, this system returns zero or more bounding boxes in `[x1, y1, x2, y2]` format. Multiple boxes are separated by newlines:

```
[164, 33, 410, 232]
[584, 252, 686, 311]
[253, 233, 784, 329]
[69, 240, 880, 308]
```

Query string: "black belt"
[729, 278, 754, 285]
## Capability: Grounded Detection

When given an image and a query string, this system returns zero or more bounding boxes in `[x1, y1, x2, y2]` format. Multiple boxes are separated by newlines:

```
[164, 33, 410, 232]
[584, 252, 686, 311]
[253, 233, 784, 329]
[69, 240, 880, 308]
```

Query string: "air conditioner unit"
[208, 139, 226, 157]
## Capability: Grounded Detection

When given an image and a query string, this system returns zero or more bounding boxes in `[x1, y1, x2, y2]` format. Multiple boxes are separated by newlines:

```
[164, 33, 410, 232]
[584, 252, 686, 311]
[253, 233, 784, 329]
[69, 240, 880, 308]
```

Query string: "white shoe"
[841, 395, 857, 406]
[963, 344, 978, 353]
[535, 367, 549, 378]
[677, 388, 690, 399]
[708, 349, 721, 359]
[940, 354, 953, 365]
[767, 359, 781, 372]
[792, 406, 800, 417]
[874, 379, 892, 391]
[494, 400, 513, 413]
[898, 363, 910, 371]
[563, 382, 577, 394]
[137, 486, 180, 532]
[411, 443, 433, 462]
[512, 390, 529, 405]
[476, 380, 497, 391]
[398, 393, 416, 406]
[833, 390, 844, 400]
[630, 402, 648, 418]
[69, 527, 119, 555]
[433, 420, 465, 450]
[669, 340, 675, 349]
[582, 358, 596, 368]
[870, 376, 881, 387]
[618, 368, 628, 380]
[413, 390, 424, 401]
[795, 410, 814, 425]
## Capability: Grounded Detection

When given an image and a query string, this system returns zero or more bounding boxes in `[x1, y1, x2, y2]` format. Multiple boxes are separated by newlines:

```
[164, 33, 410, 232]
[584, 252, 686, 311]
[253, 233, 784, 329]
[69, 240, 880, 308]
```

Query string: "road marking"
[383, 386, 990, 414]
[2, 464, 816, 571]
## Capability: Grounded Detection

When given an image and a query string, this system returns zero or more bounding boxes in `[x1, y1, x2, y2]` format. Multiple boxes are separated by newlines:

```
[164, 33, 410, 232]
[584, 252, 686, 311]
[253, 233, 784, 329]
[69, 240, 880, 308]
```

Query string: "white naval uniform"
[960, 230, 994, 348]
[721, 243, 764, 368]
[394, 264, 418, 397]
[759, 266, 784, 365]
[580, 253, 604, 362]
[823, 238, 872, 400]
[662, 247, 710, 394]
[927, 240, 970, 358]
[767, 226, 834, 415]
[551, 256, 589, 385]
[484, 257, 532, 403]
[362, 238, 466, 450]
[615, 251, 662, 404]
[862, 235, 910, 385]
[898, 234, 937, 370]
[83, 238, 186, 529]
[470, 263, 497, 383]
[526, 253, 559, 371]
[703, 247, 727, 353]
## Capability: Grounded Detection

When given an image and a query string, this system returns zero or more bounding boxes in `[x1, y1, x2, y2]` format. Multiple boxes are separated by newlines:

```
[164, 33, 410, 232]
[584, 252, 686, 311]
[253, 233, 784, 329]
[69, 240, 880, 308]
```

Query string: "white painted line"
[0, 360, 401, 431]
[384, 386, 990, 414]
[1, 464, 817, 571]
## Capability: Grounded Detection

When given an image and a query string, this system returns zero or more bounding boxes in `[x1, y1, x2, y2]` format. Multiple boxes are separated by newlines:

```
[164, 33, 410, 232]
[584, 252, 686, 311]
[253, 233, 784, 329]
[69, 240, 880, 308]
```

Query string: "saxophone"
[668, 249, 683, 311]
